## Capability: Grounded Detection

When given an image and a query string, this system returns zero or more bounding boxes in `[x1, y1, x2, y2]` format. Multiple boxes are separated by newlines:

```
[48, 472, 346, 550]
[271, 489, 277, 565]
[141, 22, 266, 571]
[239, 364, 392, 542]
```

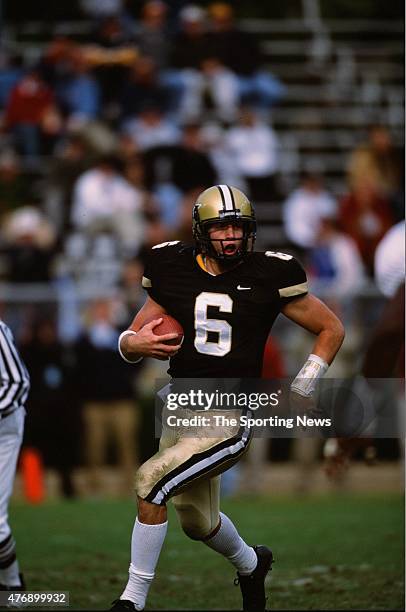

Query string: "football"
[143, 313, 184, 346]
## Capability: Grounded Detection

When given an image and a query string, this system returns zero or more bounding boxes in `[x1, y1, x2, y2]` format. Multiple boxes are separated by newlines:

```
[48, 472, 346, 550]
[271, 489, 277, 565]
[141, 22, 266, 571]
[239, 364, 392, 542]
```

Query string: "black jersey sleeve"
[142, 257, 158, 302]
[141, 241, 183, 303]
[276, 255, 308, 306]
[260, 250, 308, 307]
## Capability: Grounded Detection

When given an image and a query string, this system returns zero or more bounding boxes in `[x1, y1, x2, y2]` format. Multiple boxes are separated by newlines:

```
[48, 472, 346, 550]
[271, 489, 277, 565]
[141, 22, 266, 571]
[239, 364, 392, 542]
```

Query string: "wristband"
[290, 353, 329, 397]
[118, 330, 143, 364]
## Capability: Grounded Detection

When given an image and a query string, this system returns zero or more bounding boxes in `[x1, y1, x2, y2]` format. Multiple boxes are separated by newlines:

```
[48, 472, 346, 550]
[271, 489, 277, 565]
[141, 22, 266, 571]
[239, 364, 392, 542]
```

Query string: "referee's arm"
[0, 321, 30, 413]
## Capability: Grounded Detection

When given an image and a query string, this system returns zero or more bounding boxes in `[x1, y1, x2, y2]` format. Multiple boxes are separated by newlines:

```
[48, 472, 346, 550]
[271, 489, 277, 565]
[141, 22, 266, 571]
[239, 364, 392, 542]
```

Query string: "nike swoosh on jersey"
[237, 285, 251, 290]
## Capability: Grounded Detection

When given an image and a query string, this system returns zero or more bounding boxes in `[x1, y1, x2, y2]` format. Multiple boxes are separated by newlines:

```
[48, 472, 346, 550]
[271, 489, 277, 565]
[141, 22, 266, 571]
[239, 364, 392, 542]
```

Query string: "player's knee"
[175, 503, 216, 541]
[134, 461, 160, 501]
[181, 521, 210, 540]
[137, 496, 167, 524]
[134, 468, 151, 500]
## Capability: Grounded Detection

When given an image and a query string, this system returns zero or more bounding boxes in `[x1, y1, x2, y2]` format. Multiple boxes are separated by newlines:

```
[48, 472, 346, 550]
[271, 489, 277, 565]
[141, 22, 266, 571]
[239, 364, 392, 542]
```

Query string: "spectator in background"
[37, 36, 77, 90]
[170, 5, 209, 72]
[56, 50, 101, 127]
[70, 155, 145, 257]
[44, 134, 95, 237]
[76, 298, 141, 495]
[80, 0, 125, 20]
[374, 220, 405, 300]
[347, 125, 403, 215]
[123, 154, 167, 247]
[327, 222, 406, 479]
[62, 229, 124, 287]
[21, 316, 80, 497]
[168, 4, 210, 120]
[198, 55, 239, 123]
[169, 5, 240, 121]
[119, 56, 171, 119]
[3, 69, 63, 161]
[0, 52, 24, 110]
[199, 121, 244, 187]
[117, 132, 141, 160]
[119, 257, 147, 325]
[121, 103, 181, 151]
[85, 16, 137, 116]
[79, 0, 135, 36]
[207, 2, 285, 114]
[142, 121, 217, 228]
[38, 37, 117, 148]
[133, 1, 171, 71]
[90, 14, 134, 49]
[339, 182, 393, 275]
[143, 120, 217, 193]
[360, 220, 405, 379]
[308, 216, 366, 299]
[0, 150, 32, 213]
[175, 121, 218, 192]
[283, 173, 337, 249]
[0, 207, 57, 283]
[225, 106, 280, 201]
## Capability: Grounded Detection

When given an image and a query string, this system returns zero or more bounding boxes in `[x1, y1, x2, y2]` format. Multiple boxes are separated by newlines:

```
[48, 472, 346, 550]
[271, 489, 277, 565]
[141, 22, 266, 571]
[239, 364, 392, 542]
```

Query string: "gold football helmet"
[192, 185, 256, 260]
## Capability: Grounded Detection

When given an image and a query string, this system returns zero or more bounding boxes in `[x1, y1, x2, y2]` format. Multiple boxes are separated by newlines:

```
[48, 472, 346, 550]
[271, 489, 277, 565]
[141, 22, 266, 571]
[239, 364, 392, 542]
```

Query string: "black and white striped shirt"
[0, 320, 30, 415]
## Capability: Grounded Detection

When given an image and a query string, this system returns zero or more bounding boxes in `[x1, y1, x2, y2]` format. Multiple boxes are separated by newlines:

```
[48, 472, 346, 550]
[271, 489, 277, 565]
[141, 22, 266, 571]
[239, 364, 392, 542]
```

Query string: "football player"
[111, 185, 345, 612]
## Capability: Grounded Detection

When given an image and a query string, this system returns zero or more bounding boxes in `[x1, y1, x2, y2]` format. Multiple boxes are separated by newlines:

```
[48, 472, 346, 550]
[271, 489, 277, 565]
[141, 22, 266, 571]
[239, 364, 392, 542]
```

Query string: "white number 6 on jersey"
[194, 292, 233, 357]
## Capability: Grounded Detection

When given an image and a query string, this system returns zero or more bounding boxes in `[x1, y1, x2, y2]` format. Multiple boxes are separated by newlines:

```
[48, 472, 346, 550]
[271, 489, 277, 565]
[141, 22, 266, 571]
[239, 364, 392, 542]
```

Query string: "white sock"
[121, 517, 168, 609]
[204, 513, 257, 575]
[0, 559, 21, 586]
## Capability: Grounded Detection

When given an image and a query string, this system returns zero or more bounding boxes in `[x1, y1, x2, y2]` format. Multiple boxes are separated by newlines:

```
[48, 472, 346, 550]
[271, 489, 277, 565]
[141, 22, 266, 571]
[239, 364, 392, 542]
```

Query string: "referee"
[0, 319, 30, 590]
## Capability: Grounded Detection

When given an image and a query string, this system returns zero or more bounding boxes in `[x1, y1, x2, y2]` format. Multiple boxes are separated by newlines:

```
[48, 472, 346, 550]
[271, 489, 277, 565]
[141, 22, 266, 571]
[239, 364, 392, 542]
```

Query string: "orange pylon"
[20, 447, 45, 503]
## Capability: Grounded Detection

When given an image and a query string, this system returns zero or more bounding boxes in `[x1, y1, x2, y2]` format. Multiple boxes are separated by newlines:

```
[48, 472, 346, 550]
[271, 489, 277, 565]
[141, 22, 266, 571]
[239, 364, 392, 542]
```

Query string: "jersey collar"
[195, 252, 246, 277]
[196, 253, 216, 276]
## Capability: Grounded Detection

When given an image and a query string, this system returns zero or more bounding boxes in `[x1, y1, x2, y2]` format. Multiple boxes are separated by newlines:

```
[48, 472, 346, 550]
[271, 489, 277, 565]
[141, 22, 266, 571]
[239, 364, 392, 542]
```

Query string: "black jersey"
[142, 241, 308, 378]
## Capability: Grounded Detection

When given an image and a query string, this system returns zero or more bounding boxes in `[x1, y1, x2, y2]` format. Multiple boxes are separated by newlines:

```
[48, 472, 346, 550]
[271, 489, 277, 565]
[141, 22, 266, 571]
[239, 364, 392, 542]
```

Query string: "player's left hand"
[289, 390, 318, 431]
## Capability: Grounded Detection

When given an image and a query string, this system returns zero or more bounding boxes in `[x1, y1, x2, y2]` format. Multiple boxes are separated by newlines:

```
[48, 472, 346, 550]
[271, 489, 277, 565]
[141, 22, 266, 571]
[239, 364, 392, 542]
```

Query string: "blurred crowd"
[0, 2, 403, 297]
[0, 1, 404, 496]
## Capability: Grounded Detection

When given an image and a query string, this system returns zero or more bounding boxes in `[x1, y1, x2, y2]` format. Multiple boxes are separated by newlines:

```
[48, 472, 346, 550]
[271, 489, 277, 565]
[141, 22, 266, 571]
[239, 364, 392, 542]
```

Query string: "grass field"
[10, 493, 404, 610]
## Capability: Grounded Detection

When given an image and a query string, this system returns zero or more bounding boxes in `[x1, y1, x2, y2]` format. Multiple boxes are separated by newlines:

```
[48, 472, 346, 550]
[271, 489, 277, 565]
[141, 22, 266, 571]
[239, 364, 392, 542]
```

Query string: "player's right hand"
[123, 318, 182, 361]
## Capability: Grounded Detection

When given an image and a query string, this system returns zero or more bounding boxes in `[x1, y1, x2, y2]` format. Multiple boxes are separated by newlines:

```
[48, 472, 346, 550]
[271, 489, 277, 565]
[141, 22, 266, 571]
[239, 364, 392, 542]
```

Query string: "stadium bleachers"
[2, 15, 404, 251]
[244, 18, 404, 246]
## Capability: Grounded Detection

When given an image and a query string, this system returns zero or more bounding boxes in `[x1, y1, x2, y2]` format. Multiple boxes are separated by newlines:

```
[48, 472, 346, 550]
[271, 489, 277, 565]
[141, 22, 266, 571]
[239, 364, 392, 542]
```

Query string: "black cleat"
[234, 546, 274, 612]
[110, 599, 140, 611]
[0, 573, 26, 591]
